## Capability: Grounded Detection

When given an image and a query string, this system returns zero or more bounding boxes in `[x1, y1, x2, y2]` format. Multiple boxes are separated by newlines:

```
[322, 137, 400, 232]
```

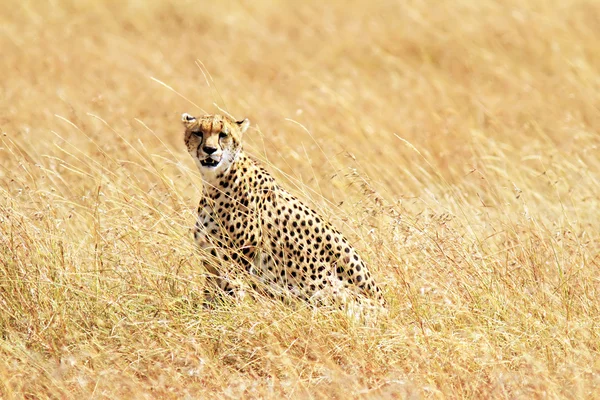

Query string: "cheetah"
[182, 113, 385, 309]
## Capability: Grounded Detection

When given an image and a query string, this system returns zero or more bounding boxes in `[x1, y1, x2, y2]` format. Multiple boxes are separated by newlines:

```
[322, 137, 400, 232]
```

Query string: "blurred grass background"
[1, 0, 600, 398]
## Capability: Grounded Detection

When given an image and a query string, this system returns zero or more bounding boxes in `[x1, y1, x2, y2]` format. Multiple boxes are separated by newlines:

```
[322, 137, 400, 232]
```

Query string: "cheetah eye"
[192, 131, 203, 137]
[219, 132, 228, 139]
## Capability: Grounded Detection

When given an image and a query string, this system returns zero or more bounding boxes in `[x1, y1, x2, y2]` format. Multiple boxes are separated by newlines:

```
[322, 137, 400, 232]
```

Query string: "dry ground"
[1, 0, 600, 398]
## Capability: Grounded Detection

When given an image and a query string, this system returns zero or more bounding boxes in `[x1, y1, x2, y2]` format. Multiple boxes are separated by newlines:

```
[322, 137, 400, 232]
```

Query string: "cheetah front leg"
[194, 230, 246, 305]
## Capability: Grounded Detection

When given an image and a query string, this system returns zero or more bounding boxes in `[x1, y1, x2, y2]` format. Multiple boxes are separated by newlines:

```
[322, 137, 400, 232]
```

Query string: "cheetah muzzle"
[200, 157, 220, 168]
[182, 113, 386, 310]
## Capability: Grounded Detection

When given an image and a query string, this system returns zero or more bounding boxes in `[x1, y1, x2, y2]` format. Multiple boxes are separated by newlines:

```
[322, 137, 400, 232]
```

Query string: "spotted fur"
[182, 113, 385, 307]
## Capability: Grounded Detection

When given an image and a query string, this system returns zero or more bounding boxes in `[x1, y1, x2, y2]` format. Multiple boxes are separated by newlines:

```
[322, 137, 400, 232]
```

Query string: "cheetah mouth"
[200, 157, 220, 168]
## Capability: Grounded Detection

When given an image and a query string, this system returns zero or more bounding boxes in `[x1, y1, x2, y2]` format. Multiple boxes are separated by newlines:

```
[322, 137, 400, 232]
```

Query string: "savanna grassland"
[1, 0, 600, 398]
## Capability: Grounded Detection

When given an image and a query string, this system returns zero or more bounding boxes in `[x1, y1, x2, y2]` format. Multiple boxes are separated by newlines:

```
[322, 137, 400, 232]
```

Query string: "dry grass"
[1, 0, 600, 398]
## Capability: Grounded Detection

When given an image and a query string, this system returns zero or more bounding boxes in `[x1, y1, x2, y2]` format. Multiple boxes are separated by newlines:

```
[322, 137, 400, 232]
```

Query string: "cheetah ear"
[181, 113, 196, 128]
[236, 118, 250, 134]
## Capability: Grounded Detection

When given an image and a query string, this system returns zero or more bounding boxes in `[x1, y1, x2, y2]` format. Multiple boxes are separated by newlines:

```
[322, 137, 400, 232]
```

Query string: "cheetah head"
[182, 113, 250, 175]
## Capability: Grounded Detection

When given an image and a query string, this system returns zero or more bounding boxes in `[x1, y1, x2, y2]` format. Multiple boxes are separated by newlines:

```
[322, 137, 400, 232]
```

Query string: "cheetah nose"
[203, 146, 217, 155]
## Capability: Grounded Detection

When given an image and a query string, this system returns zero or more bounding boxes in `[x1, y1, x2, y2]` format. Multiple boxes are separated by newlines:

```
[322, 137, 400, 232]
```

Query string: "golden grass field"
[1, 0, 600, 398]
